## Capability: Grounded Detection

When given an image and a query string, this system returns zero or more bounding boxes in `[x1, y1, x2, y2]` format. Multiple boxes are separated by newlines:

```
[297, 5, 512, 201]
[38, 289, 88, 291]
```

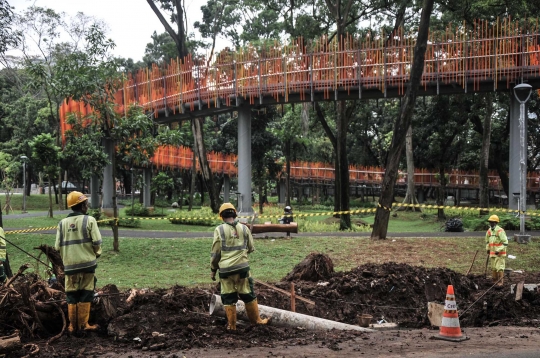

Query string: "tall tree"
[146, 0, 188, 58]
[371, 0, 435, 240]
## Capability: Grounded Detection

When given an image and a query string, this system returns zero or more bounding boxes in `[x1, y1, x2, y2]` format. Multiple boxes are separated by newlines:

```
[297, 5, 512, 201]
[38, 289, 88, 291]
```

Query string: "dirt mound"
[283, 253, 334, 282]
[3, 259, 540, 357]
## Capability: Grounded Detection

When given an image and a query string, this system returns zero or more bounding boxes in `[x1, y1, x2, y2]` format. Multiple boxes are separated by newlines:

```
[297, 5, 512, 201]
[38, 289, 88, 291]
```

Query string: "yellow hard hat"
[488, 214, 499, 223]
[67, 191, 88, 208]
[219, 202, 236, 216]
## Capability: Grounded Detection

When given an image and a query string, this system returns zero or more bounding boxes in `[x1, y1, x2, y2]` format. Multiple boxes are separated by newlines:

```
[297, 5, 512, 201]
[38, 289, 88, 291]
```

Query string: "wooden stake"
[290, 282, 296, 312]
[466, 249, 479, 275]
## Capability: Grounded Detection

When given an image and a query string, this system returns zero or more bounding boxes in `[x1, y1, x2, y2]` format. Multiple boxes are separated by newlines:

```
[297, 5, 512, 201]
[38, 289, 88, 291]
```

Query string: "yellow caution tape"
[5, 203, 539, 234]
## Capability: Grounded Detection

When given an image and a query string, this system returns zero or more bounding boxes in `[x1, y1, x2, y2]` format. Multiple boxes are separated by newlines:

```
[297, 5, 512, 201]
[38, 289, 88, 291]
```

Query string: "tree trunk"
[336, 100, 351, 230]
[285, 139, 291, 206]
[111, 140, 119, 252]
[192, 117, 219, 212]
[189, 144, 197, 211]
[371, 0, 435, 240]
[48, 175, 53, 218]
[479, 93, 493, 215]
[401, 124, 421, 211]
[437, 167, 446, 220]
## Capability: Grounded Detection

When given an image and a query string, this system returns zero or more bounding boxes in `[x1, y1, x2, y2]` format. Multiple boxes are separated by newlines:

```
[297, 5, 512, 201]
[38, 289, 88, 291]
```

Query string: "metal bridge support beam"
[238, 107, 254, 217]
[90, 175, 99, 209]
[509, 96, 526, 211]
[102, 138, 114, 214]
[143, 168, 152, 208]
[223, 175, 230, 202]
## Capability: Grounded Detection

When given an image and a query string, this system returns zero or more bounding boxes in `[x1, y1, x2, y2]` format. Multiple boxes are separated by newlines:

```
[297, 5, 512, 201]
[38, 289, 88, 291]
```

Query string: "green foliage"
[29, 133, 60, 177]
[169, 206, 218, 226]
[88, 209, 102, 221]
[460, 214, 540, 232]
[115, 218, 141, 228]
[151, 172, 174, 195]
[125, 203, 150, 217]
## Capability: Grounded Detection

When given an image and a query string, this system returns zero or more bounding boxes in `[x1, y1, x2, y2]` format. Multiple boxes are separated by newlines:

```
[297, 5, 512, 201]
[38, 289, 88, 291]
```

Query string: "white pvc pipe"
[209, 294, 375, 332]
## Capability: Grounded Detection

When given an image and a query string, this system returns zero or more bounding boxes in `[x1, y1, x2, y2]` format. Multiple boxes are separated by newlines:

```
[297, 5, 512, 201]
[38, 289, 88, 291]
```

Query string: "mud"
[2, 257, 540, 357]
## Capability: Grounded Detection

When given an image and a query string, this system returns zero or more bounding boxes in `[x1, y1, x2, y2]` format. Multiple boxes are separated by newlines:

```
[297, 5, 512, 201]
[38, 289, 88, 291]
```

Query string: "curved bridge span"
[60, 19, 540, 126]
[59, 20, 540, 211]
[153, 145, 540, 192]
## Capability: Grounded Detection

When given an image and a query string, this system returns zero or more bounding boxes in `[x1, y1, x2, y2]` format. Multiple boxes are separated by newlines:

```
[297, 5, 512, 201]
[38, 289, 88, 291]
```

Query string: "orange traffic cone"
[433, 285, 469, 342]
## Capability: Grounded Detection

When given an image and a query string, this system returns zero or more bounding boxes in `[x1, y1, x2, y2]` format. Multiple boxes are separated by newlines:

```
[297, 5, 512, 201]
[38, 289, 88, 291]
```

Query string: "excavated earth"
[3, 254, 540, 357]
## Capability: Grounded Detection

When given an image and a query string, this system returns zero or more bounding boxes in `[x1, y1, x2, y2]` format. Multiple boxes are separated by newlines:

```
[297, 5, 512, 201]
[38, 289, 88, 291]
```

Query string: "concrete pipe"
[209, 294, 374, 332]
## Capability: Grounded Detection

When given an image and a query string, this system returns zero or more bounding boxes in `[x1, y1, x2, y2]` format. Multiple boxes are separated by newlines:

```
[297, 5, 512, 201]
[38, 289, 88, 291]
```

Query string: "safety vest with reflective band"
[55, 213, 102, 275]
[0, 227, 6, 262]
[485, 225, 508, 257]
[210, 221, 255, 274]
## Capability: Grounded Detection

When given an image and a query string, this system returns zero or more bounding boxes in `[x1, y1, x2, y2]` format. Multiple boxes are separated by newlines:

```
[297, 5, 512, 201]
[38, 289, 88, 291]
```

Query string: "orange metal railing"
[60, 19, 540, 127]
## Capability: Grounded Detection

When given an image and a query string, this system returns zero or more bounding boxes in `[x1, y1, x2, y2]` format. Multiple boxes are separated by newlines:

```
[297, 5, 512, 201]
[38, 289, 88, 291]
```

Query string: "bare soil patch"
[2, 253, 540, 357]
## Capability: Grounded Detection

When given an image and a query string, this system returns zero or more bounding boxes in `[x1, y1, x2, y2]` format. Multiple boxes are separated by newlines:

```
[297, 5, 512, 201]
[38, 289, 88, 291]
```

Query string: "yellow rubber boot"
[497, 271, 504, 286]
[492, 271, 498, 284]
[224, 305, 237, 331]
[67, 304, 78, 334]
[77, 302, 99, 331]
[244, 299, 269, 325]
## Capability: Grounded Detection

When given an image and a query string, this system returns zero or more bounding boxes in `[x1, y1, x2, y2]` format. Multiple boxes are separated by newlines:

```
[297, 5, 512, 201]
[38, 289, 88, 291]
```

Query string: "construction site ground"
[3, 253, 540, 358]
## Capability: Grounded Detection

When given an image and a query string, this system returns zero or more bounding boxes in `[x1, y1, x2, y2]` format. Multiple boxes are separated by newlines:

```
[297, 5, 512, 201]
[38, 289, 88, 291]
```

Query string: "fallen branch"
[47, 303, 66, 345]
[21, 343, 39, 358]
[4, 264, 31, 287]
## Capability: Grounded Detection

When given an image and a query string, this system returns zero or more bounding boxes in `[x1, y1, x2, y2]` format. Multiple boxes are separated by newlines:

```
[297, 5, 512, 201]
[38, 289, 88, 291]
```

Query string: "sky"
[8, 0, 204, 61]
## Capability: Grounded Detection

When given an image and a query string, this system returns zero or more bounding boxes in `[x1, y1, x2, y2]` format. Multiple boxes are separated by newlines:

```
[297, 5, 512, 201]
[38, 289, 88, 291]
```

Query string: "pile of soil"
[2, 255, 540, 357]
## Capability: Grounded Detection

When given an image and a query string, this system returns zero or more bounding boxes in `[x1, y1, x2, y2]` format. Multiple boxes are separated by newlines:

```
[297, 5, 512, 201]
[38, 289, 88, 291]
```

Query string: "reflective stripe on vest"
[219, 224, 248, 252]
[59, 215, 92, 247]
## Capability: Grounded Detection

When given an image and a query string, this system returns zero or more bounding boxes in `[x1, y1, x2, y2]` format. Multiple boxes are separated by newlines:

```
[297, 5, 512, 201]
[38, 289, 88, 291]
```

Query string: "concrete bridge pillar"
[509, 96, 526, 211]
[90, 175, 99, 209]
[237, 106, 254, 217]
[143, 168, 152, 208]
[223, 175, 230, 202]
[102, 138, 114, 214]
[278, 179, 286, 205]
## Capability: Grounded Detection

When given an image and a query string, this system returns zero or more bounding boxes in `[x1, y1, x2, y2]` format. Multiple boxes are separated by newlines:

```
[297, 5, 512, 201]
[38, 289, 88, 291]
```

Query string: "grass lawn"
[6, 233, 539, 290]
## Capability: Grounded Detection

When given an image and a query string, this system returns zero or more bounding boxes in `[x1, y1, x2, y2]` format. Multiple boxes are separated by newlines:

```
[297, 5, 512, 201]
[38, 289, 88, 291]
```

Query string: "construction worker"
[485, 215, 508, 286]
[210, 203, 269, 330]
[55, 191, 102, 333]
[279, 205, 294, 224]
[0, 227, 6, 284]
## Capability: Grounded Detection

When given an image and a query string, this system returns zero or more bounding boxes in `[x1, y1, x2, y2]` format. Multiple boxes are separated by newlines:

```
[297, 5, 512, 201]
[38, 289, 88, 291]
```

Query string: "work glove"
[494, 252, 499, 256]
[486, 250, 490, 255]
[211, 271, 216, 281]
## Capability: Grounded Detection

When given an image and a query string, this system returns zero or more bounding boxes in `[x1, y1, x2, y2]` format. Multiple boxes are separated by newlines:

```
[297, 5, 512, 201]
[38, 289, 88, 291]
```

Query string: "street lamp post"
[513, 83, 533, 239]
[20, 155, 28, 213]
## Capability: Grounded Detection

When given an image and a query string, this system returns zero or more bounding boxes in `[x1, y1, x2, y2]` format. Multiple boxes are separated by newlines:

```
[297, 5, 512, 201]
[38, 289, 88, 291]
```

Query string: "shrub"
[125, 203, 150, 217]
[115, 218, 141, 228]
[169, 206, 218, 226]
[89, 209, 101, 221]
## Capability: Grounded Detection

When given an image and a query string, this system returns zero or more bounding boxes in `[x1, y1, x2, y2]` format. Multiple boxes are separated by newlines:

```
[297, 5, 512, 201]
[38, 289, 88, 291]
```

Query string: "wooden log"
[515, 281, 525, 301]
[249, 222, 298, 234]
[0, 333, 22, 354]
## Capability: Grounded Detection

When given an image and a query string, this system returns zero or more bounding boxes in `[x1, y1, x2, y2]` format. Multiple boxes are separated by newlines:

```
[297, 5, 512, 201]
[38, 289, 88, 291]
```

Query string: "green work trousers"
[220, 270, 257, 305]
[490, 256, 505, 272]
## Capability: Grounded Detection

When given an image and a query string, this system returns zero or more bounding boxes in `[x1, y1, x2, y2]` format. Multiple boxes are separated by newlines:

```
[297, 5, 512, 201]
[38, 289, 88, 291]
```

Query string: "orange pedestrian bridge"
[58, 19, 540, 209]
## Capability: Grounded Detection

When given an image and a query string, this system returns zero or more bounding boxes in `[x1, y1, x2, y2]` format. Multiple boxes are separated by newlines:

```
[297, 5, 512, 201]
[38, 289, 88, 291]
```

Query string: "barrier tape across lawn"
[4, 203, 538, 235]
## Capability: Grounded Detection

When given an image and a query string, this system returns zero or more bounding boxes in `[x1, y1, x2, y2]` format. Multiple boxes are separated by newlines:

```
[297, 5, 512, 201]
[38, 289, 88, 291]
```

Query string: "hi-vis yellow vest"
[210, 222, 254, 274]
[485, 225, 508, 257]
[55, 214, 102, 274]
[0, 227, 6, 261]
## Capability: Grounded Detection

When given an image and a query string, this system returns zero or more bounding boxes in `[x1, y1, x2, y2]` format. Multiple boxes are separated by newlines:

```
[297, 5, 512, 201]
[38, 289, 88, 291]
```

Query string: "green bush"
[115, 218, 141, 228]
[462, 213, 540, 232]
[169, 206, 218, 226]
[89, 209, 102, 221]
[125, 203, 150, 217]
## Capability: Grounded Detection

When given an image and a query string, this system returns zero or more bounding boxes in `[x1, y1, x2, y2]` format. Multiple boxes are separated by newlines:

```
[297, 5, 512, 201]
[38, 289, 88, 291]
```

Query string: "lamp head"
[20, 155, 28, 160]
[513, 83, 533, 104]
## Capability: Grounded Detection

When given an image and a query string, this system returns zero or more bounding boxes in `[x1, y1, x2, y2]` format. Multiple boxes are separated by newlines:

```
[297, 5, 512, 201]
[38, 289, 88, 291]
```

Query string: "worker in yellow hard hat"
[485, 215, 508, 286]
[210, 203, 269, 331]
[55, 191, 102, 333]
